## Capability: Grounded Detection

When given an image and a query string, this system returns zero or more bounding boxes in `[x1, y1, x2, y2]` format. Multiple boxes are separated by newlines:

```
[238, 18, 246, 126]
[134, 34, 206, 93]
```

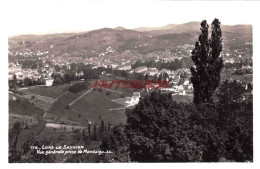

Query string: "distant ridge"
[8, 21, 252, 59]
[9, 21, 252, 38]
[114, 26, 126, 30]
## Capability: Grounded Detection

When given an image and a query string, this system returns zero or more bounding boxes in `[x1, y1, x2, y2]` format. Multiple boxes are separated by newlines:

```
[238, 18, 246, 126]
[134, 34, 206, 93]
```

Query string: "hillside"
[8, 22, 252, 58]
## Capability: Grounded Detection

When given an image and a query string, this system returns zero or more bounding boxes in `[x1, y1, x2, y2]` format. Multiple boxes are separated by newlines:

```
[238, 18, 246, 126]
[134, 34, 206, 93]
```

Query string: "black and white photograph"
[2, 0, 259, 166]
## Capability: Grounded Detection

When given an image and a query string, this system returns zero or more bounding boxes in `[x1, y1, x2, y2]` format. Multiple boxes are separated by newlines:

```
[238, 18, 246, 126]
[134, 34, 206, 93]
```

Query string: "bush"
[69, 82, 89, 93]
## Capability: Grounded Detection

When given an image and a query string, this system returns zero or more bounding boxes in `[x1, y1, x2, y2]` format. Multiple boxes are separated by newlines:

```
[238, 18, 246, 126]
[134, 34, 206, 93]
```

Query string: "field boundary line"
[68, 88, 93, 106]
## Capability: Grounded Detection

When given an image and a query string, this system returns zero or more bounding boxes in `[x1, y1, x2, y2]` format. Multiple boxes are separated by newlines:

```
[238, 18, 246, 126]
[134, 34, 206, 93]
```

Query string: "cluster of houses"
[8, 61, 55, 86]
[99, 46, 115, 57]
[112, 64, 194, 97]
[9, 64, 41, 80]
[9, 49, 50, 58]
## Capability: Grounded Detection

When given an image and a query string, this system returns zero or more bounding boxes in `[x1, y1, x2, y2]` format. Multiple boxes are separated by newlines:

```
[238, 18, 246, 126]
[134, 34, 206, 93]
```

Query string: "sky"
[5, 0, 258, 36]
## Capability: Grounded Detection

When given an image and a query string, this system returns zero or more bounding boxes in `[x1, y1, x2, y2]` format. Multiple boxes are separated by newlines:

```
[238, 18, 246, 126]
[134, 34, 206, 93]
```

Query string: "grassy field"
[9, 93, 45, 118]
[9, 93, 46, 131]
[21, 94, 55, 111]
[15, 121, 46, 148]
[47, 88, 127, 125]
[46, 90, 87, 122]
[98, 75, 134, 97]
[21, 84, 71, 99]
[72, 90, 126, 124]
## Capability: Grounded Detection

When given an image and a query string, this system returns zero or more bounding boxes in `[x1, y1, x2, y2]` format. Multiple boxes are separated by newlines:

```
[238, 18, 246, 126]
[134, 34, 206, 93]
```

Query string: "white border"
[1, 0, 260, 169]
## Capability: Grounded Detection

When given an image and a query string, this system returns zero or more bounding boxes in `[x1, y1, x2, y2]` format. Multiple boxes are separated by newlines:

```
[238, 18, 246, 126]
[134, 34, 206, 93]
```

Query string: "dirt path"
[55, 91, 69, 101]
[68, 88, 93, 106]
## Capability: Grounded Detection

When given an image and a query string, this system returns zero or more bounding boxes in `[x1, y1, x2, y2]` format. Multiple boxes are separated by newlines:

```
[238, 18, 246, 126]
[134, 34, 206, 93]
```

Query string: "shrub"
[69, 82, 89, 93]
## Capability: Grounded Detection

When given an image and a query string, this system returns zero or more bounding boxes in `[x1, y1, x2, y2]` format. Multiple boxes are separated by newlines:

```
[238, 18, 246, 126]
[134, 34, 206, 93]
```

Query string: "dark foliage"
[190, 19, 224, 104]
[68, 82, 89, 93]
[124, 82, 252, 162]
[100, 126, 130, 162]
[125, 92, 203, 162]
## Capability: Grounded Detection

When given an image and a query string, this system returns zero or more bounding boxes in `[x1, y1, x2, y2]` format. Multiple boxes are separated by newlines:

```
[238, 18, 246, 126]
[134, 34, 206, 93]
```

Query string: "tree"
[53, 77, 63, 86]
[247, 82, 253, 91]
[125, 91, 203, 162]
[54, 65, 60, 72]
[23, 77, 33, 86]
[63, 73, 71, 84]
[88, 123, 91, 135]
[144, 74, 149, 81]
[100, 120, 105, 136]
[100, 126, 130, 162]
[82, 129, 86, 140]
[93, 124, 97, 140]
[68, 82, 88, 93]
[215, 80, 246, 105]
[213, 80, 253, 162]
[190, 19, 223, 104]
[12, 74, 17, 81]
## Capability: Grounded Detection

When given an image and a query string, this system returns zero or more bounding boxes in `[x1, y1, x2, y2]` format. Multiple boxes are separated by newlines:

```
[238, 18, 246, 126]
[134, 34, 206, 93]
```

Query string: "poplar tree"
[190, 19, 223, 104]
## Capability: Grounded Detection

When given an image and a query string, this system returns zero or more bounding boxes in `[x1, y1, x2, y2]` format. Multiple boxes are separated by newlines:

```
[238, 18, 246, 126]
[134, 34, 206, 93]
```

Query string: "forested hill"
[9, 22, 252, 58]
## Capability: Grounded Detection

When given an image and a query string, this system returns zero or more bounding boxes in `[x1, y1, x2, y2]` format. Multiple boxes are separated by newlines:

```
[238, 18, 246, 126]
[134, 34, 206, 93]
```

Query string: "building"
[125, 92, 141, 105]
[184, 79, 190, 85]
[76, 71, 84, 76]
[168, 73, 175, 79]
[125, 96, 140, 105]
[224, 58, 235, 64]
[45, 79, 54, 86]
[133, 92, 141, 97]
[145, 68, 159, 76]
[116, 64, 132, 71]
[130, 66, 148, 74]
[159, 69, 172, 75]
[15, 72, 24, 80]
[179, 89, 186, 95]
[110, 64, 119, 69]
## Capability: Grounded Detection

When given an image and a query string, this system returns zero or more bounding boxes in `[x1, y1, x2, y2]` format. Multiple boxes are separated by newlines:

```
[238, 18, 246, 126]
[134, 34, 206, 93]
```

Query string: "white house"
[116, 64, 132, 71]
[125, 92, 141, 105]
[179, 89, 186, 95]
[125, 96, 140, 105]
[184, 79, 190, 85]
[169, 73, 175, 79]
[76, 71, 84, 76]
[178, 85, 184, 91]
[133, 92, 141, 97]
[145, 68, 159, 76]
[130, 66, 148, 74]
[45, 79, 54, 86]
